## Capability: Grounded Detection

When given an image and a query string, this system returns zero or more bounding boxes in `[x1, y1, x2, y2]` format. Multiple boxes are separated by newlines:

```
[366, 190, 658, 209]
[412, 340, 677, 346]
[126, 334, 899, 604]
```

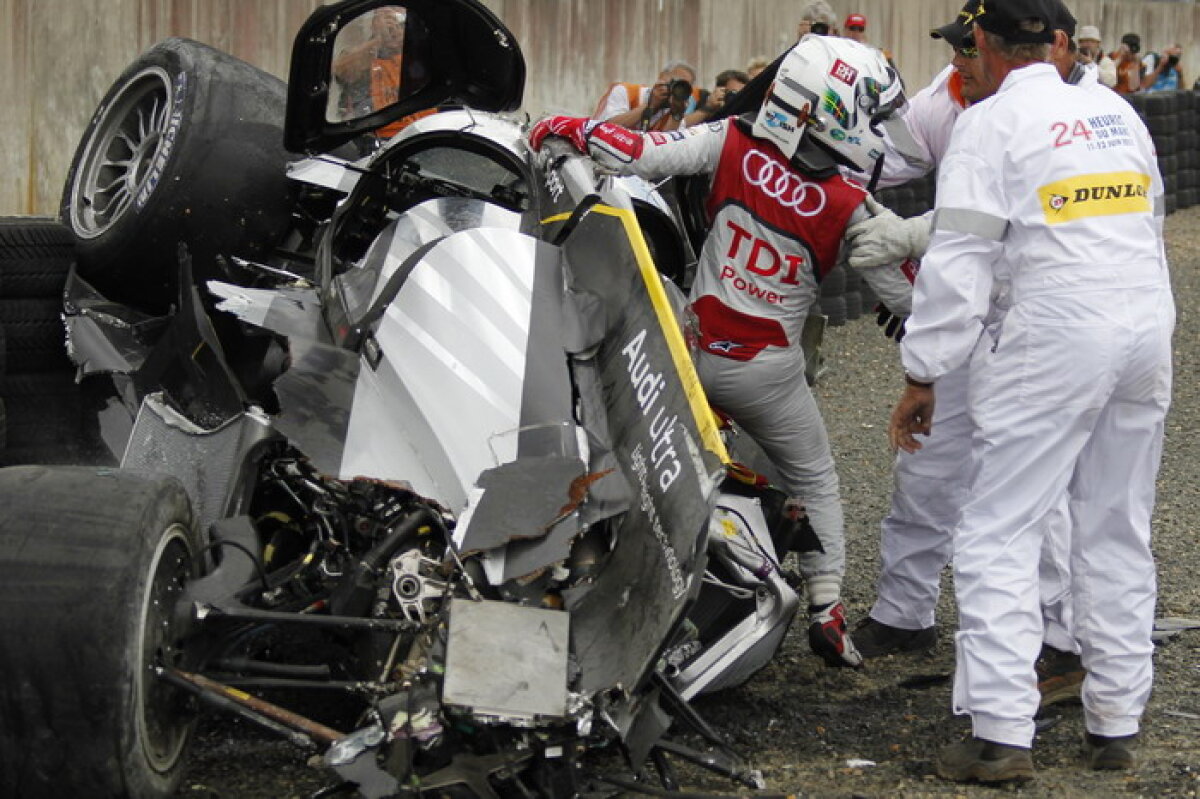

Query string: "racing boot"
[808, 601, 863, 668]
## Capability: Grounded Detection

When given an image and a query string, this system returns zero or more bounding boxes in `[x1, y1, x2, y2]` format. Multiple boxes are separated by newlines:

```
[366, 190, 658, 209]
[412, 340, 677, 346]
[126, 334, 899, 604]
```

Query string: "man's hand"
[889, 383, 935, 453]
[647, 81, 671, 111]
[528, 116, 595, 153]
[845, 197, 932, 270]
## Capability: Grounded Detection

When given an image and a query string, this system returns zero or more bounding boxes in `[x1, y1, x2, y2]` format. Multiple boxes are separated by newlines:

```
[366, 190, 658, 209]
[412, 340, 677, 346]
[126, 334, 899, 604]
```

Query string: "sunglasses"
[848, 25, 865, 32]
[955, 34, 979, 58]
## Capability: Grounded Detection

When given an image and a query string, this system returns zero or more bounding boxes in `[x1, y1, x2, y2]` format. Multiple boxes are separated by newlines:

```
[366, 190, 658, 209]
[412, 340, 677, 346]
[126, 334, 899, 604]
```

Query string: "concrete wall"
[4, 0, 1199, 216]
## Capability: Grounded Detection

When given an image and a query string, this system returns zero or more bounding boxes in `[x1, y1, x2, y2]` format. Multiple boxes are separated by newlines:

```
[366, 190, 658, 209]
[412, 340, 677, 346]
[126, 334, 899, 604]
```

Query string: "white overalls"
[902, 63, 1173, 747]
[870, 64, 1107, 653]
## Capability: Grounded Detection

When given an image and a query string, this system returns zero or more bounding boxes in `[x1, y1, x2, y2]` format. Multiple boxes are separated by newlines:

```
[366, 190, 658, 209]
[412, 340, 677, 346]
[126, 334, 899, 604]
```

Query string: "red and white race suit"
[586, 119, 912, 599]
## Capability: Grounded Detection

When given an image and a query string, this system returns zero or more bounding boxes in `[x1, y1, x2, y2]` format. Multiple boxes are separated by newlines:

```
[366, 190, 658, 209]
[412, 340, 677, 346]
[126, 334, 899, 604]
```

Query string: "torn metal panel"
[62, 269, 168, 375]
[559, 201, 723, 697]
[122, 396, 277, 532]
[272, 337, 361, 478]
[455, 454, 585, 557]
[206, 281, 329, 344]
[442, 598, 569, 720]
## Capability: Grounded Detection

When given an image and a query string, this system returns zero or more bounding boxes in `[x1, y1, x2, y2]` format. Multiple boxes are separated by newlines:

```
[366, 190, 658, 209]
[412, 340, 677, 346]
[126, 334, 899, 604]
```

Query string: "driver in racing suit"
[530, 35, 916, 668]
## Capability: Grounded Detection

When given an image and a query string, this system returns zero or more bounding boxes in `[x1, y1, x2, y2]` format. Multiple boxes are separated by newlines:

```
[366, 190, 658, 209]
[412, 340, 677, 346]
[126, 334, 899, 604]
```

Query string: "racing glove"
[875, 303, 907, 342]
[528, 115, 595, 153]
[528, 116, 645, 162]
[845, 197, 932, 270]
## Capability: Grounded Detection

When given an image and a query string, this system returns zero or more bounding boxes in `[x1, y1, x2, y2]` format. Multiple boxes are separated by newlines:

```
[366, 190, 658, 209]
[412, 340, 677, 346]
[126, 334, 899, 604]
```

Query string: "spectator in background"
[684, 69, 750, 126]
[842, 12, 900, 80]
[1112, 33, 1144, 95]
[1142, 44, 1184, 92]
[592, 62, 701, 132]
[746, 55, 770, 80]
[798, 1, 839, 39]
[1077, 25, 1117, 88]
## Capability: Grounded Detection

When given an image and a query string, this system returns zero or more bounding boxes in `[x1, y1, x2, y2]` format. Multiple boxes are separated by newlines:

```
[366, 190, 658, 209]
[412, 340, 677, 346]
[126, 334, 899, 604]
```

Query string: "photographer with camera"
[1111, 33, 1144, 95]
[683, 68, 749, 126]
[1076, 26, 1117, 89]
[1142, 42, 1184, 93]
[592, 62, 701, 132]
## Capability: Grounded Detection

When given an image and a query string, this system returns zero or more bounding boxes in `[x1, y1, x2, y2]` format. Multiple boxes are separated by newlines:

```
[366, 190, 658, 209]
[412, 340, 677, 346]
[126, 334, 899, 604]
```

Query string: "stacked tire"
[1176, 91, 1198, 210]
[1141, 92, 1179, 215]
[0, 219, 112, 466]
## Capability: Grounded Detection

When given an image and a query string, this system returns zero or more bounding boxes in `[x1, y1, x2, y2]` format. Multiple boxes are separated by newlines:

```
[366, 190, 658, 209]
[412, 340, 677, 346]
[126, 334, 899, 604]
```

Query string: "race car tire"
[60, 38, 295, 313]
[0, 466, 201, 799]
[0, 218, 74, 299]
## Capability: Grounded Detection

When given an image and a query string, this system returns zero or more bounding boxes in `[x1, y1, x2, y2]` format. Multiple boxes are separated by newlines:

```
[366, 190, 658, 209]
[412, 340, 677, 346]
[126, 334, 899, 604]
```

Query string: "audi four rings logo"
[741, 149, 827, 217]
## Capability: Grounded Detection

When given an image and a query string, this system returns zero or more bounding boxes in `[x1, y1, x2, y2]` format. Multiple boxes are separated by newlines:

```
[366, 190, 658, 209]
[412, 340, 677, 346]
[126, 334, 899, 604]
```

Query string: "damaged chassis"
[0, 1, 814, 796]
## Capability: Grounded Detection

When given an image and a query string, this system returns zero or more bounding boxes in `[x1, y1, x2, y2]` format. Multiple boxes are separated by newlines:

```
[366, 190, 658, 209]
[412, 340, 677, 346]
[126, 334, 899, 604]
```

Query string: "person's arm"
[1098, 55, 1118, 88]
[841, 200, 916, 317]
[1140, 53, 1159, 90]
[683, 86, 730, 127]
[333, 36, 380, 84]
[601, 83, 671, 130]
[899, 121, 1003, 388]
[528, 115, 725, 179]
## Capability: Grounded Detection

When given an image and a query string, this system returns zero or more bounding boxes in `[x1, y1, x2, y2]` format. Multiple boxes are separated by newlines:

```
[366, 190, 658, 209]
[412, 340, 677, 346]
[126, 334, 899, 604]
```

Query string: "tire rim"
[69, 66, 175, 240]
[136, 522, 197, 774]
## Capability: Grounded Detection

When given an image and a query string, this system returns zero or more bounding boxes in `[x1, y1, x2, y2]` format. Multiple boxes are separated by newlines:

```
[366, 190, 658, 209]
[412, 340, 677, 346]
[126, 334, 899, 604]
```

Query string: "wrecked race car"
[0, 1, 819, 796]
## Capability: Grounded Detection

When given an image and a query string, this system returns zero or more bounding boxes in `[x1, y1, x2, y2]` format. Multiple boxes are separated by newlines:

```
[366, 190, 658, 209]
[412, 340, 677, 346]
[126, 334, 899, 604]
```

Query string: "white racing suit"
[869, 64, 1106, 653]
[901, 63, 1173, 747]
[584, 119, 913, 603]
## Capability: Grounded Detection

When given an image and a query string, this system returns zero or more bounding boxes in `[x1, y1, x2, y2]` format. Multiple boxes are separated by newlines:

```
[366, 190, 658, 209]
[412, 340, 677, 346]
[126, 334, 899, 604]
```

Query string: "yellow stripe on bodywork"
[542, 206, 729, 462]
[1039, 171, 1152, 224]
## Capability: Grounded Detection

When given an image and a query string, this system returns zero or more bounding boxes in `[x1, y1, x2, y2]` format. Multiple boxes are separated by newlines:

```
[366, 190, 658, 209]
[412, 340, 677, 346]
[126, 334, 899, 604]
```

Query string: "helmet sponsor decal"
[829, 59, 859, 85]
[741, 149, 828, 217]
[763, 109, 796, 133]
[822, 89, 851, 130]
[1038, 171, 1151, 223]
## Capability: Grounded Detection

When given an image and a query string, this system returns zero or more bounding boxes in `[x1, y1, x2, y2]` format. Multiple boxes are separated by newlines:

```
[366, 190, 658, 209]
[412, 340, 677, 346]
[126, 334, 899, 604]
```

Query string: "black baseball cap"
[931, 0, 982, 48]
[976, 0, 1057, 44]
[1050, 0, 1076, 38]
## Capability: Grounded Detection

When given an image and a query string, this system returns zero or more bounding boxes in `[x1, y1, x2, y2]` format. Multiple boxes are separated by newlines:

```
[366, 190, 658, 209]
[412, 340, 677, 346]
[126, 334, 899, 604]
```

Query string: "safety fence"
[820, 89, 1196, 327]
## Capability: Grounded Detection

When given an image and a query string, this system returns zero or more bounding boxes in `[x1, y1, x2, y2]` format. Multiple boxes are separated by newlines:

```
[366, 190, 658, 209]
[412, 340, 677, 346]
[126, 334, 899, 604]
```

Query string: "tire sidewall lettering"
[135, 71, 188, 211]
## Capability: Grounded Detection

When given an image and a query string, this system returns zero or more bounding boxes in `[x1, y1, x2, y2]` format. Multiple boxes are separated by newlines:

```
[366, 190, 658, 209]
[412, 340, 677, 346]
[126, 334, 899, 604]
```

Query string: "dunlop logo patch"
[1039, 171, 1151, 224]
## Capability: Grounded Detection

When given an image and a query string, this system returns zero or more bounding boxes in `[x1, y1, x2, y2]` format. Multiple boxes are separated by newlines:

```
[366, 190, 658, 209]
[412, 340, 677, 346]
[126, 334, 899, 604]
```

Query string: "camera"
[1166, 53, 1180, 68]
[667, 78, 693, 103]
[809, 21, 831, 35]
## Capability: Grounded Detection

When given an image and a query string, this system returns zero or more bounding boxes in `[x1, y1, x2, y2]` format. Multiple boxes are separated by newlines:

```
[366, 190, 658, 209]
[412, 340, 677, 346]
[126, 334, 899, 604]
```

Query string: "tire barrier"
[0, 217, 112, 467]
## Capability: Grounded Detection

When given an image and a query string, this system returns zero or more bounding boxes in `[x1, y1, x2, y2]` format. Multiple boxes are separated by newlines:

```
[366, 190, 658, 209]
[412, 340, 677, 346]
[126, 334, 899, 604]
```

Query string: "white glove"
[845, 197, 932, 270]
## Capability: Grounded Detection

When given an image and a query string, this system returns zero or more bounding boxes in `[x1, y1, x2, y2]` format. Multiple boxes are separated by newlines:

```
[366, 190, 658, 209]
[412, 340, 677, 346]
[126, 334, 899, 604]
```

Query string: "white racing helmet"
[752, 35, 905, 173]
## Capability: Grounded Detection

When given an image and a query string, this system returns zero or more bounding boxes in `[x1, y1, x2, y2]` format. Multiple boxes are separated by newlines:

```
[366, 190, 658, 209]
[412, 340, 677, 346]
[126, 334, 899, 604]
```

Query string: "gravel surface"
[176, 207, 1200, 798]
